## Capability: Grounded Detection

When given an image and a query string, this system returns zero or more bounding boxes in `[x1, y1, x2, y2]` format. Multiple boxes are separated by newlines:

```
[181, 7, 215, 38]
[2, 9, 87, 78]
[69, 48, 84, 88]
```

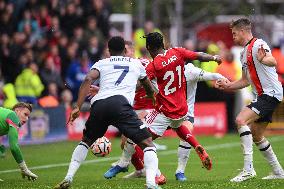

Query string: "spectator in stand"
[65, 52, 91, 101]
[48, 15, 62, 45]
[15, 62, 44, 104]
[2, 83, 18, 109]
[57, 33, 69, 78]
[38, 82, 59, 108]
[60, 89, 73, 111]
[0, 33, 12, 81]
[18, 9, 39, 34]
[86, 36, 103, 63]
[35, 5, 52, 32]
[133, 20, 162, 57]
[40, 56, 64, 95]
[73, 26, 84, 51]
[46, 44, 62, 73]
[60, 3, 81, 37]
[86, 0, 111, 38]
[0, 10, 14, 34]
[83, 16, 104, 47]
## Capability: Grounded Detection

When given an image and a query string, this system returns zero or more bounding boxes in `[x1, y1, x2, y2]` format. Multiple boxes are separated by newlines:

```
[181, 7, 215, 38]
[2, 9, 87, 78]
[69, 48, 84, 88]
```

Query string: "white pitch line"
[0, 136, 283, 174]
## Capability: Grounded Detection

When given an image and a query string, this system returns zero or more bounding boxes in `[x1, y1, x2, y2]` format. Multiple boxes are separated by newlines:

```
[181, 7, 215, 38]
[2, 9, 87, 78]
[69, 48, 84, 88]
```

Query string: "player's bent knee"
[252, 135, 263, 143]
[235, 116, 246, 127]
[137, 137, 155, 150]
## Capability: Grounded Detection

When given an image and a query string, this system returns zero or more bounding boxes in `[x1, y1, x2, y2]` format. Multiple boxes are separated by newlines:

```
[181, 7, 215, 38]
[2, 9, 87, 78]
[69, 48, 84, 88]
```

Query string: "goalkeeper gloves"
[18, 161, 38, 181]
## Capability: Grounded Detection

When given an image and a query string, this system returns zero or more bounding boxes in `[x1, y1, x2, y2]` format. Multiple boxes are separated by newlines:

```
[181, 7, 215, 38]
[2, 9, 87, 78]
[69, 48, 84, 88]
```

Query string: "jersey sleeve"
[8, 125, 24, 163]
[137, 60, 147, 80]
[177, 48, 198, 60]
[184, 64, 201, 81]
[145, 61, 156, 80]
[200, 71, 225, 81]
[256, 39, 271, 53]
[90, 61, 101, 72]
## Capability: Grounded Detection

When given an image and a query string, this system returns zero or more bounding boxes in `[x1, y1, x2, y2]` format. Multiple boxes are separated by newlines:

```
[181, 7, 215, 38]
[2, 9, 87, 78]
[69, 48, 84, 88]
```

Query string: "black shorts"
[185, 116, 194, 124]
[247, 94, 281, 123]
[83, 95, 151, 145]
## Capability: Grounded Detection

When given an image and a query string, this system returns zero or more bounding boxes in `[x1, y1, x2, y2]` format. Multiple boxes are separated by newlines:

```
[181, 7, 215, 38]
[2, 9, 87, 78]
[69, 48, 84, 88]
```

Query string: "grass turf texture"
[1, 134, 284, 189]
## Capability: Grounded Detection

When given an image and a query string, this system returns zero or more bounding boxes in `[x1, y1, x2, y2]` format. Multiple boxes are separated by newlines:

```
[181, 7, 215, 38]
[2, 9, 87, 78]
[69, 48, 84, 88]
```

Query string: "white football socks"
[256, 138, 284, 175]
[176, 140, 191, 174]
[238, 126, 254, 172]
[117, 139, 135, 168]
[144, 147, 158, 187]
[65, 142, 89, 181]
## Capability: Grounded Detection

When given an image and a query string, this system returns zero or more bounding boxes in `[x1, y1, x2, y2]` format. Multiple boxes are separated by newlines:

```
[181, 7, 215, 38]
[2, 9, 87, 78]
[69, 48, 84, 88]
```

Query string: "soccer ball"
[90, 136, 111, 157]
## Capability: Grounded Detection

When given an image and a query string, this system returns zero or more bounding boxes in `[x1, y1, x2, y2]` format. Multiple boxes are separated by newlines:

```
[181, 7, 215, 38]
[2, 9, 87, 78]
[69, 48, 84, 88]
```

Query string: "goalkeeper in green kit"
[0, 102, 38, 181]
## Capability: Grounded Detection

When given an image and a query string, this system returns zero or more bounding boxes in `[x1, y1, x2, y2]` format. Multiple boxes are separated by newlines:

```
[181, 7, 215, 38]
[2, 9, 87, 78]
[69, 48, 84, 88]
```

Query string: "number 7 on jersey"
[114, 65, 129, 85]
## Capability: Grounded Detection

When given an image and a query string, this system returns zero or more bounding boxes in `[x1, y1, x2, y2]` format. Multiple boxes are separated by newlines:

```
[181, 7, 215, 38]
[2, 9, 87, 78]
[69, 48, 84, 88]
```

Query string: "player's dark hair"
[230, 18, 251, 31]
[12, 102, 33, 112]
[108, 36, 125, 55]
[143, 32, 164, 51]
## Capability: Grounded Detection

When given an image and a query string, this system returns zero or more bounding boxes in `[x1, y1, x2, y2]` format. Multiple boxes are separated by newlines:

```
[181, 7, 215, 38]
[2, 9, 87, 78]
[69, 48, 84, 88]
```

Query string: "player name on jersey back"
[90, 56, 147, 105]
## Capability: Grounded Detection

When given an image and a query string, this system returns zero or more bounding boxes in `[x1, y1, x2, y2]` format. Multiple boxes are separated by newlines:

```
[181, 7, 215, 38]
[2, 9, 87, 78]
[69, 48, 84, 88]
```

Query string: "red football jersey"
[146, 47, 197, 119]
[133, 58, 155, 110]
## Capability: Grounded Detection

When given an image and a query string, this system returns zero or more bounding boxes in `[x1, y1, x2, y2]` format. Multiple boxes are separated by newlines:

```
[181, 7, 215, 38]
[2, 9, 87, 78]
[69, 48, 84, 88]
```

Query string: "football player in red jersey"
[143, 32, 221, 172]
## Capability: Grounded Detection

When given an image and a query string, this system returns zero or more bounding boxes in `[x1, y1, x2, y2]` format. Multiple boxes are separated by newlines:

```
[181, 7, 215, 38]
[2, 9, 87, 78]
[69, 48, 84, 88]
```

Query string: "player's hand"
[257, 45, 266, 62]
[88, 85, 99, 98]
[213, 55, 222, 65]
[68, 106, 80, 124]
[21, 169, 38, 181]
[215, 78, 230, 90]
[19, 161, 38, 181]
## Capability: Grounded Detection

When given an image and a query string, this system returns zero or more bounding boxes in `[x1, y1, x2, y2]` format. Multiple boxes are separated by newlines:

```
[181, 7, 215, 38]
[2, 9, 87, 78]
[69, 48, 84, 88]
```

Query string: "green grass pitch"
[1, 134, 284, 189]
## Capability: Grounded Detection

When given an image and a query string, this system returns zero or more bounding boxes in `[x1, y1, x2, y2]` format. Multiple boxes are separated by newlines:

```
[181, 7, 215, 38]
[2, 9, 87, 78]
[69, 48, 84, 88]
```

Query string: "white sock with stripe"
[144, 147, 158, 187]
[176, 140, 191, 174]
[256, 138, 284, 175]
[117, 139, 135, 168]
[238, 126, 254, 172]
[65, 142, 89, 181]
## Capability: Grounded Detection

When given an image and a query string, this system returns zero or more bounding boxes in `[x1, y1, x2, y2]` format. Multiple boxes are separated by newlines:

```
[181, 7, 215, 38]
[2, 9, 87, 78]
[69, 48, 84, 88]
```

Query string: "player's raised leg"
[175, 121, 212, 170]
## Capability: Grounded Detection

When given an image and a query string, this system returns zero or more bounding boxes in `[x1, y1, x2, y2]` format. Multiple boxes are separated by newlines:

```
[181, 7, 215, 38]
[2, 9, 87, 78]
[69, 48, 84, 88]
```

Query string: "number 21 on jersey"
[163, 65, 182, 95]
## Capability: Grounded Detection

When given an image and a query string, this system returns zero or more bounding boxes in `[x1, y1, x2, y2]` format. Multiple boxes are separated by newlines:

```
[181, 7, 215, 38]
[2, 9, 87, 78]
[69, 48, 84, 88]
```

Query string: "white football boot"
[262, 169, 284, 180]
[230, 169, 256, 182]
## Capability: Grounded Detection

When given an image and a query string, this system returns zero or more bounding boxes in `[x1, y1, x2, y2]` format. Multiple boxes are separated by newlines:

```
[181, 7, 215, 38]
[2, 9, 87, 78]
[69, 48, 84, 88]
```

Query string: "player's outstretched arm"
[69, 69, 100, 123]
[199, 70, 226, 81]
[216, 70, 249, 91]
[196, 52, 222, 65]
[8, 127, 38, 181]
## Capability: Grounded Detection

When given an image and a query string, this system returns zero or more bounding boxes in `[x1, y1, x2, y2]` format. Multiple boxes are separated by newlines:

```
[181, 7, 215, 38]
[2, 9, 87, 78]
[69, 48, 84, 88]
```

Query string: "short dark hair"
[143, 32, 164, 51]
[12, 102, 33, 112]
[108, 36, 125, 53]
[230, 18, 252, 31]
